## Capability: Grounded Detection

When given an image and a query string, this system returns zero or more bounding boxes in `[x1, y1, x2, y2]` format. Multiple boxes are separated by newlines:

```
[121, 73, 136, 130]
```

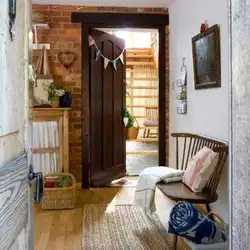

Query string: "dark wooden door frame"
[72, 12, 169, 189]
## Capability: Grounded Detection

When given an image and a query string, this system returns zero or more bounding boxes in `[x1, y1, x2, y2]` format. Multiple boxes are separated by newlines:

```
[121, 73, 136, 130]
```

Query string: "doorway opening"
[71, 12, 168, 189]
[97, 28, 160, 182]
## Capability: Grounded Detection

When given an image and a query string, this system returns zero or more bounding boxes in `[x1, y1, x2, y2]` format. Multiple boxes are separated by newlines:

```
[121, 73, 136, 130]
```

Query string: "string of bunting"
[90, 35, 126, 70]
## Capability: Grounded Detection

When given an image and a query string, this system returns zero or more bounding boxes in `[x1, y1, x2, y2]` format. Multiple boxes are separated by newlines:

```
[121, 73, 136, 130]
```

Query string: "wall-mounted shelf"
[32, 23, 50, 30]
[32, 23, 50, 50]
[32, 43, 50, 50]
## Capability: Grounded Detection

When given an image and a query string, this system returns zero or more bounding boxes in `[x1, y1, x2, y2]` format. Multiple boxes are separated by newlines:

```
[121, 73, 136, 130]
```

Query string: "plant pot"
[125, 126, 139, 140]
[51, 96, 59, 108]
[59, 92, 72, 107]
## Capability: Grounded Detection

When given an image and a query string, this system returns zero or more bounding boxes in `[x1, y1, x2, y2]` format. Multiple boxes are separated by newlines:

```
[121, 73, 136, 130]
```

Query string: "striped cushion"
[182, 147, 219, 193]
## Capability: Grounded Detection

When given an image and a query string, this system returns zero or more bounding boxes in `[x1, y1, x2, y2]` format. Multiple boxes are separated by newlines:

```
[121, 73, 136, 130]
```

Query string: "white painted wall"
[0, 0, 31, 249]
[169, 0, 229, 222]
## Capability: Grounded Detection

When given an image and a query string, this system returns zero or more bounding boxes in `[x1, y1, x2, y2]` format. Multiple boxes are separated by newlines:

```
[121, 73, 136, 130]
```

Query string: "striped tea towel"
[133, 167, 184, 214]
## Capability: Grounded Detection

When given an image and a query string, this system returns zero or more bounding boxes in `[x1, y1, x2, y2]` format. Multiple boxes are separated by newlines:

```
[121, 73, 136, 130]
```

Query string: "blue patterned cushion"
[168, 201, 226, 244]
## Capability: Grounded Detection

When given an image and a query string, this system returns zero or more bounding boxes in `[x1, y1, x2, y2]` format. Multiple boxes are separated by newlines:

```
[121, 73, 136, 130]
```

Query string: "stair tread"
[127, 69, 157, 72]
[127, 86, 158, 89]
[126, 61, 155, 65]
[127, 54, 154, 58]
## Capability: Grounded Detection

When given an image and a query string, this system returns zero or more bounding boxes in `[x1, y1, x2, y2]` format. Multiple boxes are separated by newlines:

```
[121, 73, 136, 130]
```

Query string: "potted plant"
[44, 83, 65, 107]
[124, 109, 139, 140]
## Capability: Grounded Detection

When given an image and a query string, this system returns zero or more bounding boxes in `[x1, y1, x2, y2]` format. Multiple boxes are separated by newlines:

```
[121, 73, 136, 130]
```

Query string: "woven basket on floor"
[42, 173, 76, 210]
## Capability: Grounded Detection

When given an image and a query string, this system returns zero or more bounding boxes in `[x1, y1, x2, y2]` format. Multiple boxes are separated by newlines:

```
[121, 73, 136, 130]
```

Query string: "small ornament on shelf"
[200, 21, 209, 33]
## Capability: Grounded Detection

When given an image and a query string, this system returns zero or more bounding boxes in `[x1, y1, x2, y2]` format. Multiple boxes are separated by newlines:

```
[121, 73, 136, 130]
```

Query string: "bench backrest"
[172, 133, 228, 194]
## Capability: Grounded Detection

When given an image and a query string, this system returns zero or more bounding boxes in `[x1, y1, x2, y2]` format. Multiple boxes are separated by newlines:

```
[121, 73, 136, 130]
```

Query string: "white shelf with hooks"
[32, 23, 50, 50]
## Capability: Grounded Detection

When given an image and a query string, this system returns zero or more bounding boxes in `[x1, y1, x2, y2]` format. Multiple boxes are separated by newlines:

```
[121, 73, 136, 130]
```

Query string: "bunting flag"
[119, 53, 124, 64]
[112, 60, 117, 70]
[104, 58, 109, 69]
[90, 35, 126, 71]
[95, 50, 101, 61]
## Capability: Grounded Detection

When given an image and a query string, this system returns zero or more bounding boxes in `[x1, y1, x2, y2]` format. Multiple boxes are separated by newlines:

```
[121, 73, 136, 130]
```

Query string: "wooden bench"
[157, 133, 228, 214]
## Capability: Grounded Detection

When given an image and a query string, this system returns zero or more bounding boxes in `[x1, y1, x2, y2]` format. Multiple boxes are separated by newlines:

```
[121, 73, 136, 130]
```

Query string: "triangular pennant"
[119, 53, 124, 64]
[95, 50, 101, 61]
[113, 60, 117, 71]
[88, 35, 95, 46]
[104, 58, 109, 69]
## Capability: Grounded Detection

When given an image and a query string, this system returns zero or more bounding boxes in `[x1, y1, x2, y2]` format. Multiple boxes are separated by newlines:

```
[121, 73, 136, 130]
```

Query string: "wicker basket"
[42, 173, 76, 210]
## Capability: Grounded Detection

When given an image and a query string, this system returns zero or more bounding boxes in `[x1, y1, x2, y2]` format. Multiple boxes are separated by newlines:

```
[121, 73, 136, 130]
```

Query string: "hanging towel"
[33, 46, 53, 105]
[133, 167, 184, 213]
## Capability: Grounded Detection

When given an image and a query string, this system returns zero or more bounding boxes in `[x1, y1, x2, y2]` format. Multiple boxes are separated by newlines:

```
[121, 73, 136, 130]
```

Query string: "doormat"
[106, 178, 138, 187]
[83, 204, 175, 250]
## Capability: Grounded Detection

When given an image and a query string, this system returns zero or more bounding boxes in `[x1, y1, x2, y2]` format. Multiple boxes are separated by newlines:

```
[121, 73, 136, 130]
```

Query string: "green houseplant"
[44, 83, 65, 107]
[124, 109, 139, 140]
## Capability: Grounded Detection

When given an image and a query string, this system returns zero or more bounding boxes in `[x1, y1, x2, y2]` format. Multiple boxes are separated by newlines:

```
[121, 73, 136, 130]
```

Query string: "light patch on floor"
[126, 141, 159, 175]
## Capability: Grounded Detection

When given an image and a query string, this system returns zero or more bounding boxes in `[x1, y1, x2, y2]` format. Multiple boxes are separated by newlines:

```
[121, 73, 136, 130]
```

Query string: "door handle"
[28, 165, 43, 203]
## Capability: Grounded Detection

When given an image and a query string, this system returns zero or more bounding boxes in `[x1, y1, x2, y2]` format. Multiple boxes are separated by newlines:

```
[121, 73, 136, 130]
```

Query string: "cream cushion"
[182, 147, 219, 193]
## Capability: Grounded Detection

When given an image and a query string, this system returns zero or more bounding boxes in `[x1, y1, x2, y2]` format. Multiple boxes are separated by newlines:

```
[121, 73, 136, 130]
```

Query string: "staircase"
[126, 47, 159, 156]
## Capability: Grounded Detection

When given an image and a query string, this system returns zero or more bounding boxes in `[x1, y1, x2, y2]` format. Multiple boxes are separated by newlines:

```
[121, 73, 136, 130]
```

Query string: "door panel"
[113, 52, 126, 168]
[0, 153, 28, 250]
[103, 41, 114, 172]
[90, 29, 126, 186]
[90, 44, 103, 175]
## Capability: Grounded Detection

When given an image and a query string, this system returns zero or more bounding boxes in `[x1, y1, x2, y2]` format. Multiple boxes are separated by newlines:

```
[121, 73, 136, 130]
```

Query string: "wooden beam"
[82, 24, 91, 189]
[63, 110, 69, 173]
[71, 12, 169, 26]
[32, 147, 59, 154]
[158, 26, 166, 166]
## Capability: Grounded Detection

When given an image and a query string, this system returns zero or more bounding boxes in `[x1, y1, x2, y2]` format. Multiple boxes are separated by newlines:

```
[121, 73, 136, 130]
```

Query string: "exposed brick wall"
[32, 4, 169, 181]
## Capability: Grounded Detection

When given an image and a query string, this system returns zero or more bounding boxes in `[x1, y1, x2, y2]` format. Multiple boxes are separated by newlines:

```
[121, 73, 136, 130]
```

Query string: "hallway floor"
[34, 186, 174, 250]
[126, 141, 158, 175]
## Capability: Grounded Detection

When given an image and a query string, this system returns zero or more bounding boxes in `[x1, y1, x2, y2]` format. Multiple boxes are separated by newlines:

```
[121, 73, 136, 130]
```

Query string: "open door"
[89, 29, 126, 186]
[0, 1, 43, 249]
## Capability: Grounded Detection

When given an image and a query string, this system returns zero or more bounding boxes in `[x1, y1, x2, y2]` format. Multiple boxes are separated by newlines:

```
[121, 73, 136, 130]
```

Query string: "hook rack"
[181, 57, 187, 72]
[176, 57, 187, 115]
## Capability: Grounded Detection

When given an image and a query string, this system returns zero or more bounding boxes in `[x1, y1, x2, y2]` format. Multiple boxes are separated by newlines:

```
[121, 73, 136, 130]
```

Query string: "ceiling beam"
[71, 12, 169, 26]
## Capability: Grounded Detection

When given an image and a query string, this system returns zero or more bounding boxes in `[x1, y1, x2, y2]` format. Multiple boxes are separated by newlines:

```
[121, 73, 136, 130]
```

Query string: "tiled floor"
[126, 141, 158, 175]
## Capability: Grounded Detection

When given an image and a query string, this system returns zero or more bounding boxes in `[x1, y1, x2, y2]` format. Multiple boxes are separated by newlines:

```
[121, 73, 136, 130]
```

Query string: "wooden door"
[90, 29, 126, 186]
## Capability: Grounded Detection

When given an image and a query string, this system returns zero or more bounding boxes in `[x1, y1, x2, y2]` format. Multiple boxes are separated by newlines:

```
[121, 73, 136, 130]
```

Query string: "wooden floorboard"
[34, 187, 135, 250]
[34, 185, 174, 250]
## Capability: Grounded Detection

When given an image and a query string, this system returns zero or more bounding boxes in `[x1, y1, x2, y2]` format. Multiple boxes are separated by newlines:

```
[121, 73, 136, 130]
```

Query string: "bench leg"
[206, 203, 215, 221]
[147, 129, 150, 138]
[173, 235, 178, 250]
